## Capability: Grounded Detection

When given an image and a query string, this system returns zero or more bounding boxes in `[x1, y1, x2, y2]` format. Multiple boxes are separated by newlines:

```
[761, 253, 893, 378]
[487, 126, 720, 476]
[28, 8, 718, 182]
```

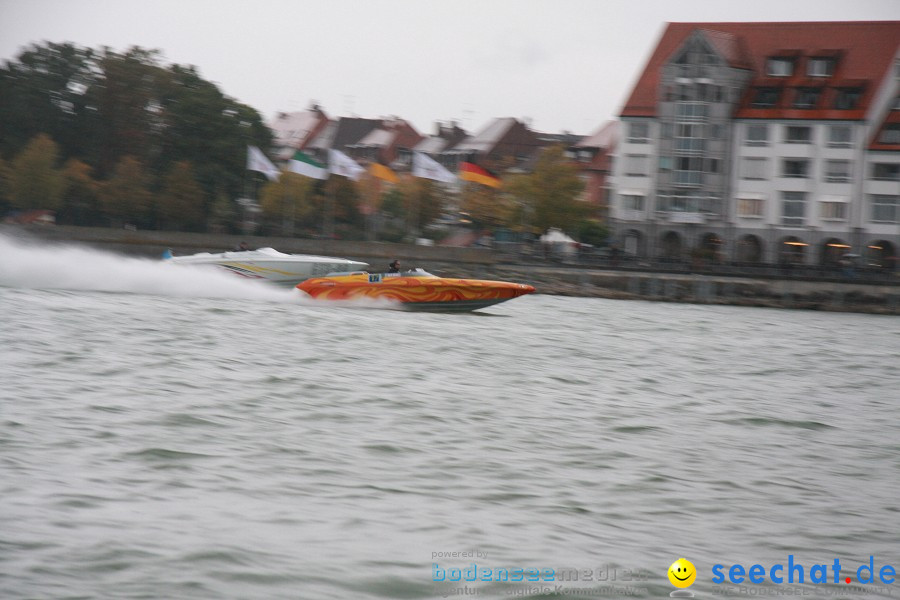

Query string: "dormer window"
[751, 87, 780, 108]
[834, 88, 862, 110]
[793, 88, 821, 109]
[807, 58, 835, 77]
[766, 58, 794, 77]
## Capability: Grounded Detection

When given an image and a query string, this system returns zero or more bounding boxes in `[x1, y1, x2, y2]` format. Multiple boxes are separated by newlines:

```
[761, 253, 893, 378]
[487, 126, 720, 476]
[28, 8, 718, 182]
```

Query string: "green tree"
[0, 42, 102, 161]
[9, 134, 65, 211]
[99, 155, 153, 226]
[259, 173, 315, 236]
[507, 145, 586, 234]
[157, 160, 204, 230]
[58, 158, 101, 225]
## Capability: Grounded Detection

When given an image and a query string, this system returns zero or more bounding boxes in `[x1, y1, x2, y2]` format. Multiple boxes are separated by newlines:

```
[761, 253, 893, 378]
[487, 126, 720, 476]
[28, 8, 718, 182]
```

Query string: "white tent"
[540, 228, 577, 255]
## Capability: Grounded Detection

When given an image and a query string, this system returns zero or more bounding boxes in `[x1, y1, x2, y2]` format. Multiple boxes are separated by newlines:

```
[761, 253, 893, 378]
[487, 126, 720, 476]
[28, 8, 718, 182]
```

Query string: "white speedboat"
[167, 247, 368, 286]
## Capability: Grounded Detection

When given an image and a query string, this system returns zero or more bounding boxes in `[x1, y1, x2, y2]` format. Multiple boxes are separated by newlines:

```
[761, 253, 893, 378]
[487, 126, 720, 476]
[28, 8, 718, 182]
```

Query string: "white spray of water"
[0, 234, 302, 302]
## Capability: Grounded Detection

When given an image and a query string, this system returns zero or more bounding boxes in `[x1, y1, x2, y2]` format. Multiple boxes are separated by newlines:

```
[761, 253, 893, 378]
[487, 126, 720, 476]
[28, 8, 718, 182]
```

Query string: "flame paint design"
[297, 273, 535, 311]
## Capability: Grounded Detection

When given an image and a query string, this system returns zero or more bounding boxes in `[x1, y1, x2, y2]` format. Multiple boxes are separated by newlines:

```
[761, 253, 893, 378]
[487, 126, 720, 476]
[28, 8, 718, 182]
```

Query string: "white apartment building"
[610, 21, 900, 267]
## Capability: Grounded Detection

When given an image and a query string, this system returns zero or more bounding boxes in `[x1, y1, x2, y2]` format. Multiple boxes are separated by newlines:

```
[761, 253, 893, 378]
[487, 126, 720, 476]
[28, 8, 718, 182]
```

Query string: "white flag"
[247, 146, 280, 181]
[412, 151, 457, 184]
[328, 149, 365, 181]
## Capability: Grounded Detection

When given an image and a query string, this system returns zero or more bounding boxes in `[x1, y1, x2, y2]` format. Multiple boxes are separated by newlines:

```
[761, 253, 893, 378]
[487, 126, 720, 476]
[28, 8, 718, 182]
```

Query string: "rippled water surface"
[1, 237, 899, 599]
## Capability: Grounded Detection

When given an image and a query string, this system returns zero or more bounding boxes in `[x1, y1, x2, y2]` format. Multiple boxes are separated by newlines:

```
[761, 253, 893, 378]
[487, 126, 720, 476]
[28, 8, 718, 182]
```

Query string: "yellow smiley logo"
[668, 558, 697, 588]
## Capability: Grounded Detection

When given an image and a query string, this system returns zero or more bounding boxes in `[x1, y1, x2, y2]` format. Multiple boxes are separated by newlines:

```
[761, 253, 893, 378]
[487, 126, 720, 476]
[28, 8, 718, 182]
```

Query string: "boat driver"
[388, 260, 401, 273]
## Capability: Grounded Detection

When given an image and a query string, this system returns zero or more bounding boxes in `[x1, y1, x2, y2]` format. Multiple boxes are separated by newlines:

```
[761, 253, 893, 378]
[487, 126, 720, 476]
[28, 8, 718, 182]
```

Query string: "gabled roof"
[270, 106, 329, 151]
[575, 120, 619, 149]
[620, 21, 900, 120]
[450, 117, 518, 154]
[870, 109, 900, 152]
[308, 117, 382, 151]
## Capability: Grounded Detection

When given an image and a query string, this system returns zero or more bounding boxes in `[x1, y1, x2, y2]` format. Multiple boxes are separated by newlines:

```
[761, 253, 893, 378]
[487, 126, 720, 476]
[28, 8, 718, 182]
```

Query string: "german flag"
[370, 162, 399, 184]
[460, 162, 501, 188]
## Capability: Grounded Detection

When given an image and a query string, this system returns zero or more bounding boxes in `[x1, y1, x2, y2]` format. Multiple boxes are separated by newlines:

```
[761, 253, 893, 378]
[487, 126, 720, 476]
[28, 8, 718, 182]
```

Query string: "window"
[674, 157, 703, 185]
[627, 122, 649, 143]
[872, 163, 900, 180]
[828, 125, 852, 147]
[820, 201, 847, 220]
[676, 103, 708, 121]
[782, 159, 810, 178]
[745, 124, 769, 146]
[785, 126, 812, 144]
[621, 194, 645, 212]
[834, 88, 862, 110]
[807, 58, 835, 77]
[741, 157, 768, 180]
[782, 191, 806, 227]
[879, 124, 900, 145]
[659, 156, 673, 171]
[675, 123, 705, 153]
[870, 195, 899, 223]
[751, 88, 779, 108]
[767, 58, 794, 77]
[793, 88, 821, 109]
[661, 123, 673, 138]
[825, 160, 851, 183]
[738, 197, 764, 217]
[625, 154, 649, 176]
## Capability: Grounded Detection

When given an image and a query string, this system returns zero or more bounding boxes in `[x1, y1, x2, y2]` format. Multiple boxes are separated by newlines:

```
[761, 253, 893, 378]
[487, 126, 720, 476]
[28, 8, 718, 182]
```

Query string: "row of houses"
[267, 20, 900, 268]
[266, 105, 618, 219]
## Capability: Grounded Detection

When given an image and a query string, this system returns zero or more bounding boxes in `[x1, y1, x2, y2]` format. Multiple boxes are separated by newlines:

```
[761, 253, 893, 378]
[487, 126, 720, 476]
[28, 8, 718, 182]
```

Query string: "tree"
[506, 145, 587, 234]
[157, 161, 204, 230]
[259, 173, 315, 236]
[397, 177, 444, 237]
[99, 156, 153, 226]
[59, 158, 100, 226]
[0, 158, 11, 214]
[460, 183, 513, 229]
[9, 134, 65, 211]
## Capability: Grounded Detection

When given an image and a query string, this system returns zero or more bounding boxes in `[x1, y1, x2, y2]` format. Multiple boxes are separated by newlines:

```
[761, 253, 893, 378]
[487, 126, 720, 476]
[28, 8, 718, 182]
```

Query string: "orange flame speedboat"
[296, 269, 535, 312]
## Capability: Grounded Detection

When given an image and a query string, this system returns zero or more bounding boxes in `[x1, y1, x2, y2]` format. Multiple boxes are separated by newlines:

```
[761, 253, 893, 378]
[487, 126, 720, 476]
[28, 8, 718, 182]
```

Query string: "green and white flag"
[289, 150, 328, 180]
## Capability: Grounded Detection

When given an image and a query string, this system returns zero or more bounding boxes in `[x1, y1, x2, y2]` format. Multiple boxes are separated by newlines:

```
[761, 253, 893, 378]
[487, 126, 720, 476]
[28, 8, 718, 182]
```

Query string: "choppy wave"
[1, 252, 898, 599]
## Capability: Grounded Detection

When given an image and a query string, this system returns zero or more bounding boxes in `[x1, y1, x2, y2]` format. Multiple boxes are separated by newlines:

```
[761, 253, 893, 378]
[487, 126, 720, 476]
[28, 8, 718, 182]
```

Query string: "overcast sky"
[1, 0, 898, 136]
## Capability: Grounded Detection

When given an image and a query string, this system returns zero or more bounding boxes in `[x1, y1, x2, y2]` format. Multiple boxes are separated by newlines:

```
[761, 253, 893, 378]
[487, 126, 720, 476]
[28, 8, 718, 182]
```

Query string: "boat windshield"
[387, 268, 436, 277]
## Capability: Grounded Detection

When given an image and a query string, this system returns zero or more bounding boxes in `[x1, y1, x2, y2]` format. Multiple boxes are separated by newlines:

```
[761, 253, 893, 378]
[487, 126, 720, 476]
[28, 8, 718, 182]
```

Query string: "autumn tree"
[99, 156, 153, 226]
[59, 158, 100, 225]
[506, 145, 587, 235]
[9, 134, 65, 211]
[259, 173, 316, 236]
[157, 161, 204, 230]
[460, 183, 513, 229]
[397, 177, 444, 237]
[0, 158, 11, 213]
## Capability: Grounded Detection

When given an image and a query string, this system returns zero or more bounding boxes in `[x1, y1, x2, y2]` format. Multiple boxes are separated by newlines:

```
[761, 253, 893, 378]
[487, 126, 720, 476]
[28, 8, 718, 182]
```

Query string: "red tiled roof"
[620, 21, 900, 120]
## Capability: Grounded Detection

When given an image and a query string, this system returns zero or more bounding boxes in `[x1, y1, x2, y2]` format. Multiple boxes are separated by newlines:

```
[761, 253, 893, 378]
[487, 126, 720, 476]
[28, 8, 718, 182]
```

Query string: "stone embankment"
[4, 224, 899, 315]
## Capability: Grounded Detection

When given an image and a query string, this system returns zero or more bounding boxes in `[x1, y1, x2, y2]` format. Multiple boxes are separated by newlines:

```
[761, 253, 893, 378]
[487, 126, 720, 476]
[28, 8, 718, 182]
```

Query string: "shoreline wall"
[4, 224, 898, 315]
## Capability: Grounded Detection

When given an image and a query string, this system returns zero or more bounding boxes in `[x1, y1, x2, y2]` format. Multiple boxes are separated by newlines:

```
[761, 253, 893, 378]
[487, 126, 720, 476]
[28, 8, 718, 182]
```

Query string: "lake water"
[1, 234, 898, 600]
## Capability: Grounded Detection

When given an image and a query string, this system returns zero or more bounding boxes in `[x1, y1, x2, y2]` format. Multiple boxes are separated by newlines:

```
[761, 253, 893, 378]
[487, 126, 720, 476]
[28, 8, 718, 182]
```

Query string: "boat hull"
[169, 248, 368, 286]
[296, 272, 535, 311]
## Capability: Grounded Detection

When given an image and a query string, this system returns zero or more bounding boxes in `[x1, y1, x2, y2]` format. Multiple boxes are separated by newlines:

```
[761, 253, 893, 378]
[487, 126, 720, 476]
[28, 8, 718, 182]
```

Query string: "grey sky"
[1, 0, 898, 136]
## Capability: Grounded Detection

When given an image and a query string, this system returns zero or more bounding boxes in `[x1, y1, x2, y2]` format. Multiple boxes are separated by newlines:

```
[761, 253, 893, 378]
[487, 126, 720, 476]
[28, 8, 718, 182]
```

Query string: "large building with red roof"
[611, 21, 900, 267]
